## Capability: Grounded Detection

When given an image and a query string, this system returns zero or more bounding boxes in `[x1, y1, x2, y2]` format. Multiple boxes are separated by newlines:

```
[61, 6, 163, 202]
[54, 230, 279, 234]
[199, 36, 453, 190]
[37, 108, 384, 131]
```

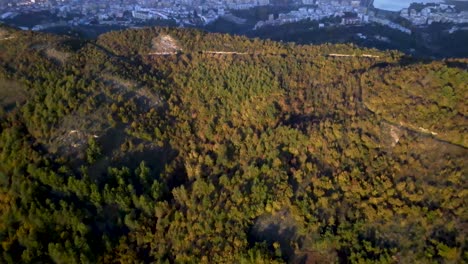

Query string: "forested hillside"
[0, 25, 467, 263]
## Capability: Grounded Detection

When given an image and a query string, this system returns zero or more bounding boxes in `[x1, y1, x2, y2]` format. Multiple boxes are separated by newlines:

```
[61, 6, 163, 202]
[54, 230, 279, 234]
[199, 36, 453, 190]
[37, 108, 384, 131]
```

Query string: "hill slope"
[0, 26, 467, 263]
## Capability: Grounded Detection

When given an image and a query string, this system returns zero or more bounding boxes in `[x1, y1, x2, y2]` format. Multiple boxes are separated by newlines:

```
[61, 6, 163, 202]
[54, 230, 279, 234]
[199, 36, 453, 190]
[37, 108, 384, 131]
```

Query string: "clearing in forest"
[150, 34, 182, 54]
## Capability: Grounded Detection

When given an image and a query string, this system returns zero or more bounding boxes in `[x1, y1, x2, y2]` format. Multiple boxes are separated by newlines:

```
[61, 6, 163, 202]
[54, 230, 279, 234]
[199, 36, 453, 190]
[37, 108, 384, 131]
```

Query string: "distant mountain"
[0, 25, 466, 263]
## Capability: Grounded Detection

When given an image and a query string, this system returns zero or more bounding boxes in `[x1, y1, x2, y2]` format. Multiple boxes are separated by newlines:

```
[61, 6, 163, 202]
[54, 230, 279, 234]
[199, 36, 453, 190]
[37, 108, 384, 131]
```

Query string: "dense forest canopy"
[0, 25, 467, 263]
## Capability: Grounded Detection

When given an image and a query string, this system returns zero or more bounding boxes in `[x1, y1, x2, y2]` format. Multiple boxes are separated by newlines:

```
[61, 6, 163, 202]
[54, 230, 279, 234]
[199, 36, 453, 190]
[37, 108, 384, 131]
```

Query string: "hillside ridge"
[0, 26, 466, 263]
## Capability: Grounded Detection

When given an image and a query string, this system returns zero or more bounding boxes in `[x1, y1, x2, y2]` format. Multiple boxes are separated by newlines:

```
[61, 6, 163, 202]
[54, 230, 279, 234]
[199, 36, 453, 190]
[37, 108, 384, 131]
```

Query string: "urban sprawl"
[1, 0, 467, 34]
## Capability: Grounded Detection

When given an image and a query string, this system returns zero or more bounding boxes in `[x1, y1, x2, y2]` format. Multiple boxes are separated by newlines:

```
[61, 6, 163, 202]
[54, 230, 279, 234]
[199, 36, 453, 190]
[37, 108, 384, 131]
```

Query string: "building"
[341, 16, 360, 25]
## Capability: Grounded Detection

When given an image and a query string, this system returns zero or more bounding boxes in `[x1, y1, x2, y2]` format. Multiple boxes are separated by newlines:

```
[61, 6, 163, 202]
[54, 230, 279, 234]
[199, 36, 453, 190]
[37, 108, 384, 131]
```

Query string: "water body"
[373, 0, 444, 11]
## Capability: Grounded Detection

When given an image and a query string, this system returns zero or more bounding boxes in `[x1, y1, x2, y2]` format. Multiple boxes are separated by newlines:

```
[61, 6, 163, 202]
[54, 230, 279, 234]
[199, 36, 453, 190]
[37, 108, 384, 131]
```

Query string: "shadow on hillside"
[250, 209, 299, 260]
[367, 55, 468, 71]
[88, 126, 178, 187]
[445, 60, 468, 70]
[250, 209, 339, 263]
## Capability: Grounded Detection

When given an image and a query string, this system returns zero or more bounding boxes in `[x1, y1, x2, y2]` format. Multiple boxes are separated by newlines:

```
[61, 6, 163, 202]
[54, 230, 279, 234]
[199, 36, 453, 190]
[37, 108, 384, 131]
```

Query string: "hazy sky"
[373, 0, 444, 11]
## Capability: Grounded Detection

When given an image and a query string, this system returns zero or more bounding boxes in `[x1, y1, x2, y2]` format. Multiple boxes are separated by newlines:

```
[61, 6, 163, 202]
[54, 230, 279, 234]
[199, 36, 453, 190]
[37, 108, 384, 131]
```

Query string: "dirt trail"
[147, 51, 381, 58]
[0, 36, 15, 41]
[363, 103, 466, 149]
[203, 51, 249, 55]
[328, 53, 380, 58]
[147, 51, 178, 55]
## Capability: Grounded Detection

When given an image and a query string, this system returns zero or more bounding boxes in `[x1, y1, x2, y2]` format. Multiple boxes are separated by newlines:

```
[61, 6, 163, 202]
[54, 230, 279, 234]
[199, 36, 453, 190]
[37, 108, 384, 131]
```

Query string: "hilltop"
[0, 26, 467, 263]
